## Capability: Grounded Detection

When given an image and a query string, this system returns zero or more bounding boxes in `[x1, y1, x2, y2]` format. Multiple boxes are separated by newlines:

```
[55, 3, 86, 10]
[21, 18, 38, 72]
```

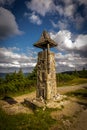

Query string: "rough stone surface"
[24, 94, 68, 109]
[37, 50, 57, 100]
[34, 30, 57, 49]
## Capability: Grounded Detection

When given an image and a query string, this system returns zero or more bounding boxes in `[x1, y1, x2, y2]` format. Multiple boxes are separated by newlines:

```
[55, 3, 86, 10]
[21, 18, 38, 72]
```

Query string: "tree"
[17, 68, 24, 80]
[0, 77, 4, 84]
[27, 65, 37, 80]
[73, 69, 79, 77]
[5, 73, 12, 83]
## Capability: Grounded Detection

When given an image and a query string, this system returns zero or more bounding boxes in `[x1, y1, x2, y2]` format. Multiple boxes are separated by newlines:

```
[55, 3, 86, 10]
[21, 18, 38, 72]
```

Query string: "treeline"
[56, 68, 87, 85]
[0, 67, 87, 97]
[0, 68, 37, 97]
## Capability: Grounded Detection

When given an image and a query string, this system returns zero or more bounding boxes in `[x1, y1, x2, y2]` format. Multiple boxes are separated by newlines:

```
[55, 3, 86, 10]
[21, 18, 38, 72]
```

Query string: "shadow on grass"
[77, 101, 87, 109]
[2, 96, 17, 105]
[66, 89, 87, 98]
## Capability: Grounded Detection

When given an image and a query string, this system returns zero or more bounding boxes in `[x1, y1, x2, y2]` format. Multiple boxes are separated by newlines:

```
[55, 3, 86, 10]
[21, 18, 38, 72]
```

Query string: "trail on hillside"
[0, 83, 87, 130]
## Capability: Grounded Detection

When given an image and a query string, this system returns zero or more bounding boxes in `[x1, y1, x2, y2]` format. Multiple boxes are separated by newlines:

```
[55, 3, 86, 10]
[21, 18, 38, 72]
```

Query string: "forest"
[0, 66, 87, 97]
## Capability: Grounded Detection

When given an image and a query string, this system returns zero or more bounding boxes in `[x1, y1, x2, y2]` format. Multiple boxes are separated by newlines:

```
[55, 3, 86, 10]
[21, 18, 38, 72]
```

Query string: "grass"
[0, 87, 35, 99]
[10, 87, 35, 97]
[0, 107, 57, 130]
[57, 78, 87, 87]
[0, 77, 87, 130]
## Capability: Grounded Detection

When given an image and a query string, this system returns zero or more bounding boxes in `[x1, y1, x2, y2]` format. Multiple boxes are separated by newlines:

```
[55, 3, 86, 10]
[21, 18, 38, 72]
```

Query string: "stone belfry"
[34, 30, 57, 100]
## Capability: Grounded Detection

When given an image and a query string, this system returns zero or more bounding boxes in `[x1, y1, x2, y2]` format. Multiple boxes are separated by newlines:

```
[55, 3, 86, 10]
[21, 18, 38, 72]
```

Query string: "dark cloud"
[0, 0, 15, 5]
[0, 7, 23, 40]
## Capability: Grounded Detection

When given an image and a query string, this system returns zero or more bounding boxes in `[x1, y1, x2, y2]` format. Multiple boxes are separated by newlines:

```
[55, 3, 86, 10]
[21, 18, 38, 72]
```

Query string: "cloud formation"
[49, 30, 87, 72]
[0, 7, 23, 40]
[0, 47, 37, 73]
[26, 0, 75, 17]
[0, 0, 86, 73]
[0, 0, 15, 5]
[51, 19, 68, 30]
[50, 30, 87, 56]
[0, 43, 86, 73]
[26, 0, 87, 30]
[24, 12, 42, 25]
[77, 0, 87, 5]
[55, 52, 87, 72]
[26, 0, 54, 16]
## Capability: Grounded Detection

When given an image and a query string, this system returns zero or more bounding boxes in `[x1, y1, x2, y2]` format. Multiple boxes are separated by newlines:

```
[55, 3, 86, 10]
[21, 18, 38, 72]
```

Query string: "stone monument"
[24, 31, 67, 109]
[34, 30, 57, 100]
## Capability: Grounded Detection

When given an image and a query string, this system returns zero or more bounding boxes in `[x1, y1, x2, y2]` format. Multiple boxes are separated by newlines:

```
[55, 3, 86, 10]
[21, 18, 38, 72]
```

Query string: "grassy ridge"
[0, 68, 87, 97]
[0, 68, 87, 130]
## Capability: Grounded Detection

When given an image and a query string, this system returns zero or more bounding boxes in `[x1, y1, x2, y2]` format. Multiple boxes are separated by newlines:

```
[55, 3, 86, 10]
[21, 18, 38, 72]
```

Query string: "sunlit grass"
[0, 108, 57, 130]
[57, 78, 87, 87]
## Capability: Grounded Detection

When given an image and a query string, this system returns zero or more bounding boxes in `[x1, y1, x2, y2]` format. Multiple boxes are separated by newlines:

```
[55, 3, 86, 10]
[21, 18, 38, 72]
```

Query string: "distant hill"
[61, 71, 74, 74]
[0, 73, 7, 78]
[0, 70, 87, 78]
[0, 73, 29, 78]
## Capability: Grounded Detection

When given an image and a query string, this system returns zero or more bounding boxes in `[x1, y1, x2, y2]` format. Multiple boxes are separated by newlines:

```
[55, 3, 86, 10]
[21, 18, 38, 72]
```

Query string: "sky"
[0, 0, 87, 73]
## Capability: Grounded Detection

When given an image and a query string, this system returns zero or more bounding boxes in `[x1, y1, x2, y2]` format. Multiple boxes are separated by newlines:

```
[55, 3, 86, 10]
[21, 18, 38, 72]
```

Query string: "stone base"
[24, 94, 68, 110]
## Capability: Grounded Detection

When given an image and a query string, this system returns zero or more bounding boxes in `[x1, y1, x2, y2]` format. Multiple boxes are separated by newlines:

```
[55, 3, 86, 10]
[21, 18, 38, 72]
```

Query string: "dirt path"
[13, 83, 87, 102]
[71, 109, 87, 130]
[50, 83, 87, 130]
[0, 92, 36, 115]
[0, 83, 86, 115]
[57, 83, 87, 94]
[0, 83, 87, 129]
[14, 91, 36, 103]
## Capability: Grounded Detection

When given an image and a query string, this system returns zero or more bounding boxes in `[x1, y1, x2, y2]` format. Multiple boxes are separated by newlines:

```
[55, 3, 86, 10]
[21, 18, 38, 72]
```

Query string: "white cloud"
[0, 7, 23, 40]
[64, 4, 76, 17]
[50, 30, 87, 72]
[29, 12, 42, 25]
[0, 45, 86, 73]
[50, 30, 87, 52]
[0, 47, 37, 73]
[26, 0, 75, 17]
[75, 35, 87, 50]
[24, 12, 42, 25]
[25, 0, 86, 31]
[63, 0, 72, 5]
[26, 0, 55, 16]
[55, 5, 64, 16]
[0, 0, 15, 5]
[51, 20, 68, 30]
[55, 52, 87, 72]
[50, 30, 74, 50]
[77, 0, 87, 5]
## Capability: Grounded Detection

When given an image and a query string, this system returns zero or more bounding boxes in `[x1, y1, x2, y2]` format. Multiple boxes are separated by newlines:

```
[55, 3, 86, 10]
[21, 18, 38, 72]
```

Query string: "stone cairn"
[34, 30, 57, 101]
[24, 31, 67, 109]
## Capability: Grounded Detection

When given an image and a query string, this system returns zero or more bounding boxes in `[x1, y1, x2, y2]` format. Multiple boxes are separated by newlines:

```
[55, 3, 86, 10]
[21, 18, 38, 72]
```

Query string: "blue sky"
[0, 0, 87, 73]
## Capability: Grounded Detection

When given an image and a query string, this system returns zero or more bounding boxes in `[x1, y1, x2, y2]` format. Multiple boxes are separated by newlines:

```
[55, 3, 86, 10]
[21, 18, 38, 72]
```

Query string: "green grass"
[57, 78, 87, 87]
[0, 87, 35, 99]
[10, 87, 35, 97]
[0, 108, 57, 130]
